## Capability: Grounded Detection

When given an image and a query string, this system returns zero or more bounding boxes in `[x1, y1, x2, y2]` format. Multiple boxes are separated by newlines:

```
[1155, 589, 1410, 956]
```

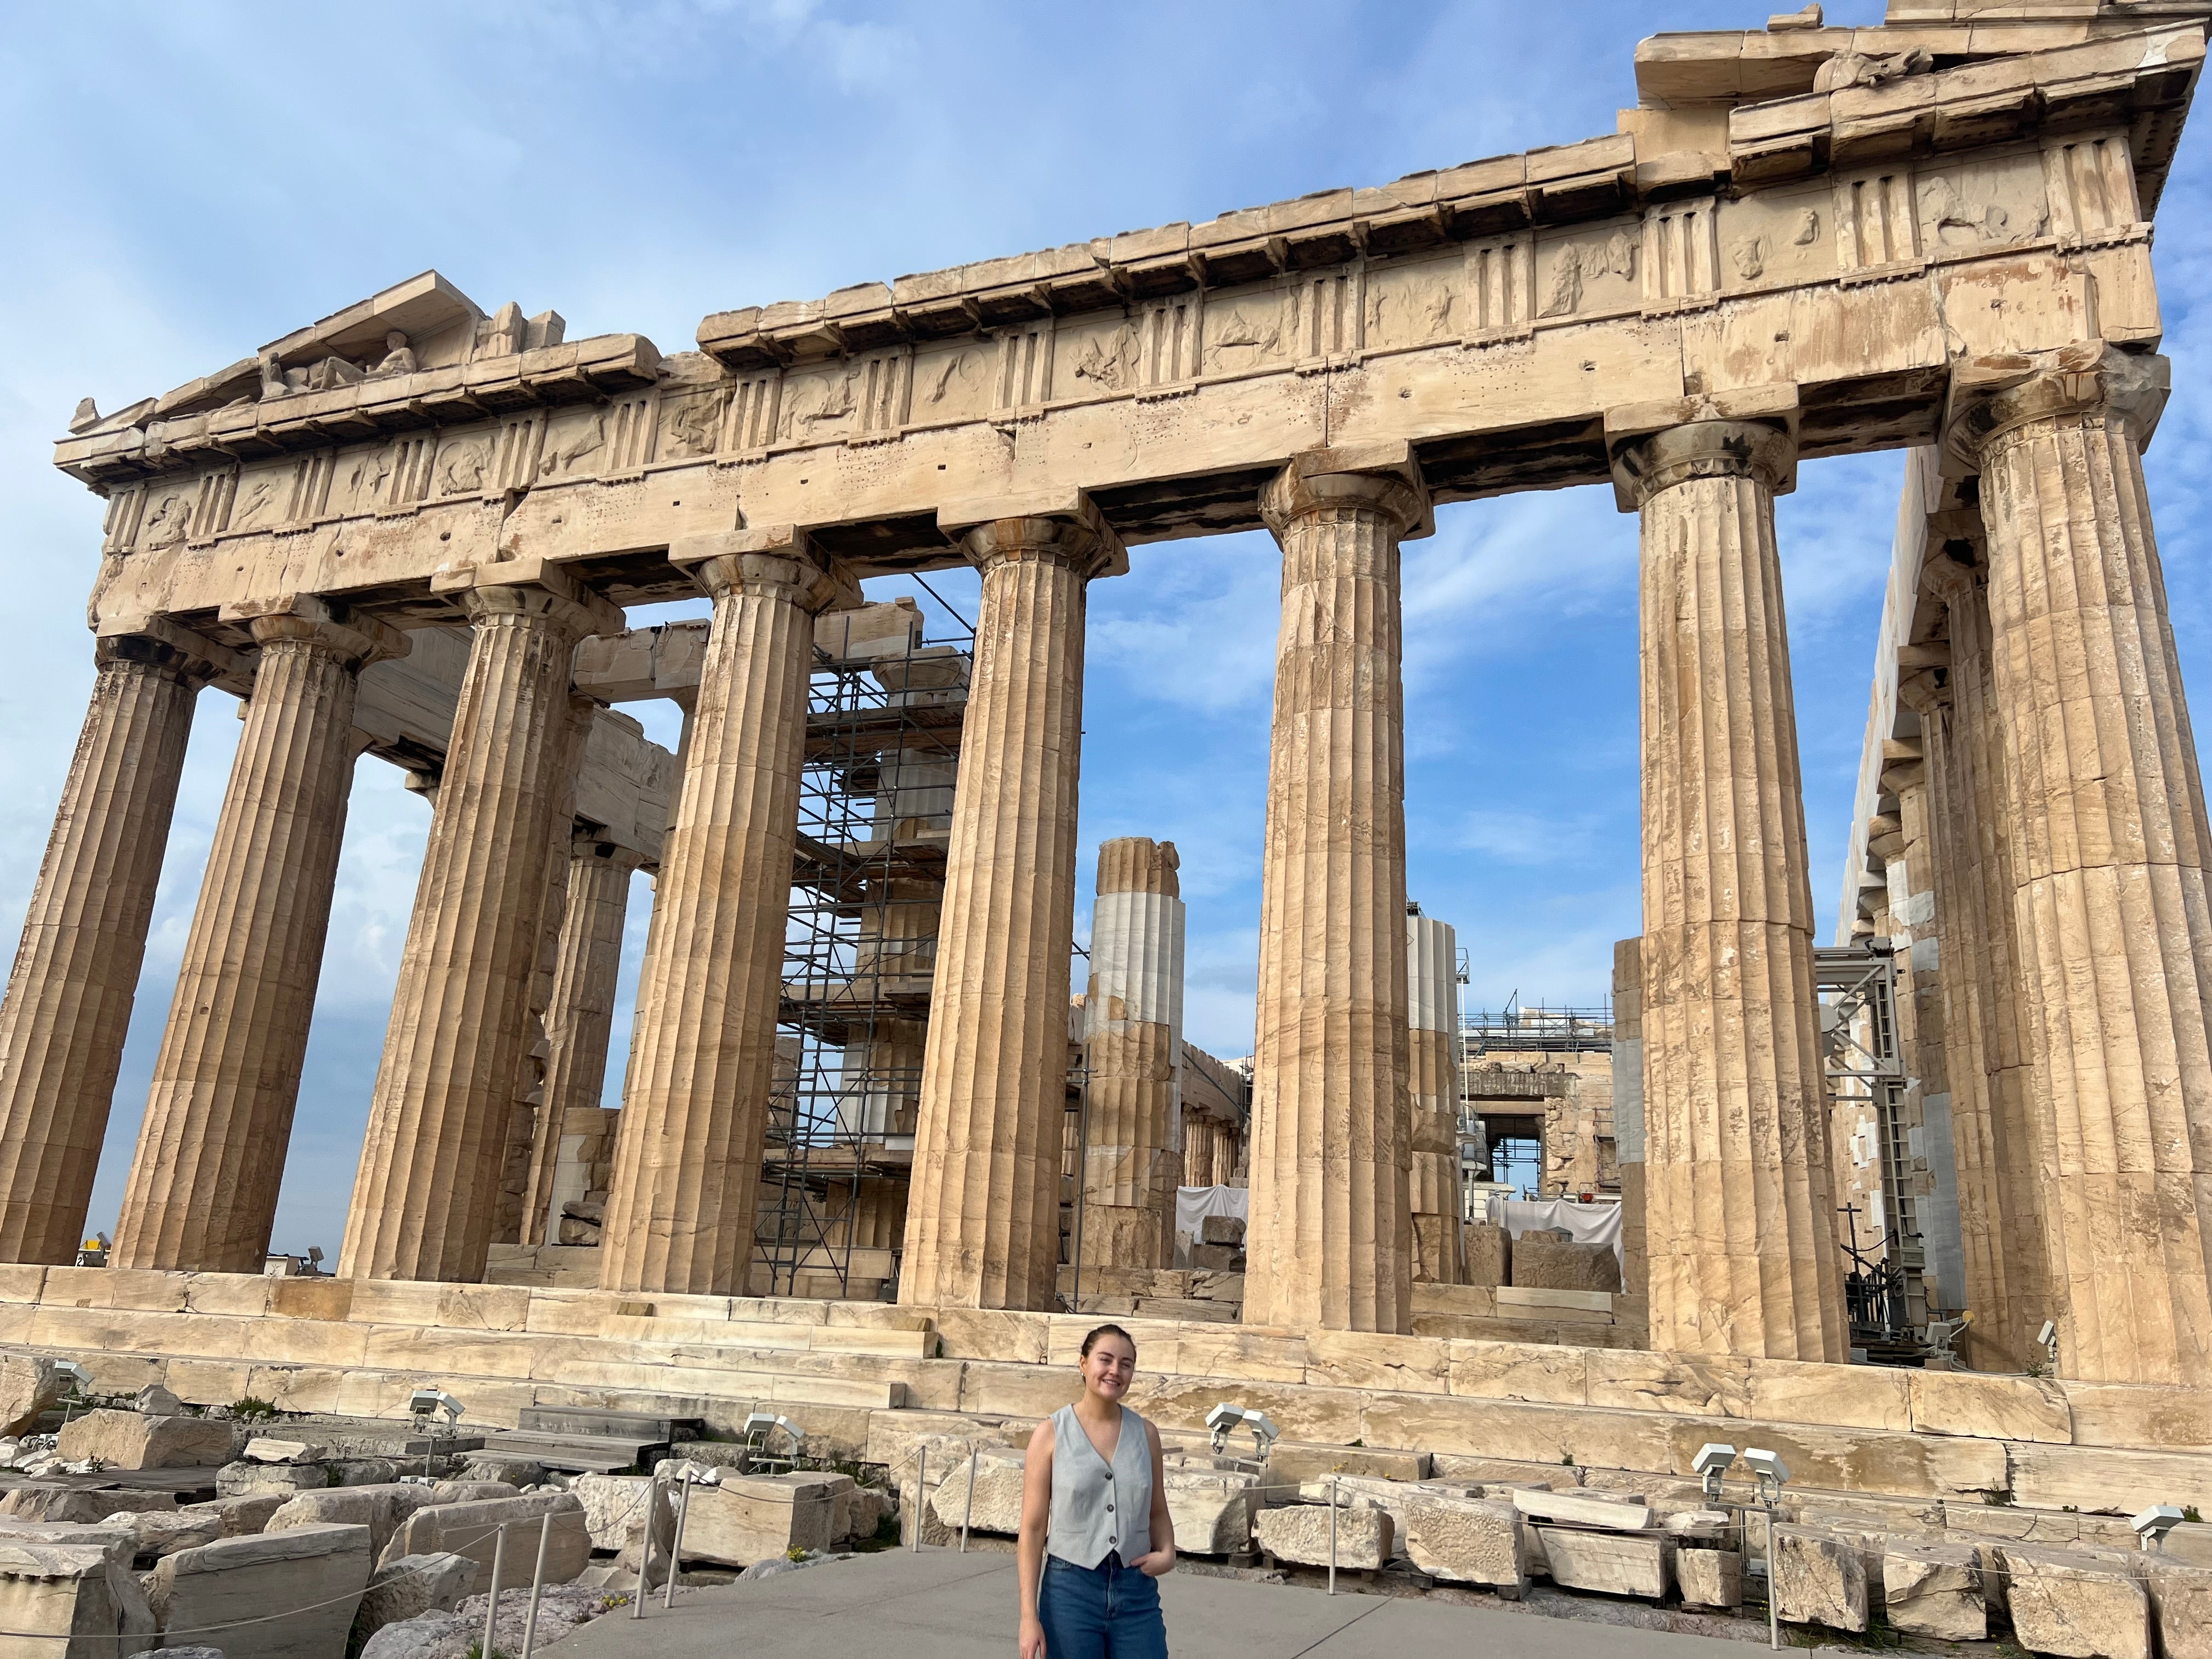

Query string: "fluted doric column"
[1408, 908, 1464, 1284]
[1611, 397, 1845, 1362]
[1243, 443, 1428, 1334]
[1079, 837, 1186, 1272]
[521, 834, 642, 1245]
[600, 529, 856, 1294]
[341, 565, 621, 1283]
[1947, 342, 2212, 1383]
[114, 600, 404, 1272]
[900, 497, 1123, 1311]
[0, 629, 222, 1263]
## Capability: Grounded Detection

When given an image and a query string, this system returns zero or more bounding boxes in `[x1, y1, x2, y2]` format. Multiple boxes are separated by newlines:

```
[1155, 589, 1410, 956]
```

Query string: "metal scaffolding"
[756, 619, 970, 1300]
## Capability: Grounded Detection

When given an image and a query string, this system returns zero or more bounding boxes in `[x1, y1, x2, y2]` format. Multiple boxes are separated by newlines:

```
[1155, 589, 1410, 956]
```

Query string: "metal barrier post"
[1327, 1475, 1339, 1596]
[664, 1476, 696, 1609]
[911, 1447, 927, 1552]
[520, 1511, 552, 1658]
[960, 1449, 978, 1553]
[483, 1522, 508, 1656]
[1765, 1498, 1781, 1650]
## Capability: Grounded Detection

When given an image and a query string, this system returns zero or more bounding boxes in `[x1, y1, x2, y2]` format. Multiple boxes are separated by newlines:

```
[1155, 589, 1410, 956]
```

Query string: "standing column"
[340, 565, 621, 1283]
[900, 498, 1122, 1311]
[1079, 837, 1186, 1272]
[0, 630, 221, 1263]
[521, 834, 642, 1246]
[1948, 343, 2212, 1383]
[114, 601, 404, 1272]
[1244, 443, 1427, 1334]
[600, 529, 855, 1294]
[1611, 399, 1846, 1362]
[1408, 907, 1464, 1284]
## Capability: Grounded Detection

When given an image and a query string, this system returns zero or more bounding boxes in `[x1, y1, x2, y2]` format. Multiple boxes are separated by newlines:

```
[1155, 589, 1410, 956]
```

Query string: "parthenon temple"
[6, 1, 2212, 1623]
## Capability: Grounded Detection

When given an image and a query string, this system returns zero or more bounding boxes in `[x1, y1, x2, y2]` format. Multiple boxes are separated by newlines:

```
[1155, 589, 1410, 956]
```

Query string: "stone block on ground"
[1997, 1545, 2149, 1659]
[928, 1445, 1026, 1535]
[0, 1517, 140, 1567]
[682, 1473, 841, 1567]
[1773, 1525, 1869, 1633]
[833, 1483, 892, 1544]
[186, 1492, 290, 1536]
[2, 1487, 177, 1523]
[101, 1505, 225, 1561]
[132, 1385, 182, 1418]
[57, 1409, 237, 1471]
[1510, 1234, 1622, 1293]
[572, 1472, 673, 1553]
[1510, 1487, 1651, 1530]
[359, 1612, 468, 1658]
[1265, 1446, 1430, 1486]
[148, 1521, 372, 1659]
[218, 1460, 330, 1497]
[1463, 1222, 1511, 1288]
[1199, 1215, 1245, 1245]
[328, 1459, 400, 1487]
[1255, 1503, 1392, 1571]
[352, 1551, 479, 1649]
[1399, 1493, 1525, 1592]
[424, 1480, 515, 1504]
[1161, 1469, 1261, 1555]
[244, 1436, 321, 1463]
[0, 1357, 65, 1438]
[2148, 1564, 2212, 1659]
[459, 1454, 544, 1487]
[0, 1539, 156, 1655]
[379, 1492, 588, 1585]
[1885, 1541, 1984, 1639]
[267, 1483, 437, 1561]
[1188, 1243, 1244, 1271]
[1677, 1547, 1742, 1609]
[1536, 1526, 1670, 1599]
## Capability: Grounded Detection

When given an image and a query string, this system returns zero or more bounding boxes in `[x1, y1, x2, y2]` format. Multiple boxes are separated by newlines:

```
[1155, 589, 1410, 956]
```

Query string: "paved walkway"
[552, 1549, 1763, 1657]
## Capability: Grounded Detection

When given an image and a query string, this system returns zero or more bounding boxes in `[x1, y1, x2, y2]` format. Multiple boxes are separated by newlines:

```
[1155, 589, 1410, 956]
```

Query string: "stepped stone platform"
[2, 1266, 2208, 1528]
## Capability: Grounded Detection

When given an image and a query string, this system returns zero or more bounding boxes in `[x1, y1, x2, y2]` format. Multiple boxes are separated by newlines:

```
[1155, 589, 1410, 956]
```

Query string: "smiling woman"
[1018, 1324, 1175, 1659]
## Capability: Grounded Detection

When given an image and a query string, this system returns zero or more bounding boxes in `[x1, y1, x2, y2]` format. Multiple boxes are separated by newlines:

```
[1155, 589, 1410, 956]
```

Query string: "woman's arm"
[1136, 1418, 1177, 1577]
[1018, 1422, 1054, 1656]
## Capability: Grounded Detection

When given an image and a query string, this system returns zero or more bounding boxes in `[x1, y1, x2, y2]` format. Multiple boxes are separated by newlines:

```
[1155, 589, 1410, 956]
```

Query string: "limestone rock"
[1886, 1541, 1984, 1639]
[1463, 1222, 1511, 1288]
[1678, 1547, 1742, 1609]
[833, 1482, 892, 1544]
[1997, 1545, 2149, 1659]
[244, 1436, 320, 1463]
[132, 1385, 182, 1417]
[928, 1445, 1026, 1534]
[148, 1521, 372, 1659]
[1773, 1525, 1869, 1633]
[2148, 1564, 2212, 1659]
[1256, 1503, 1392, 1571]
[2, 1487, 177, 1523]
[1399, 1493, 1525, 1592]
[1537, 1527, 1670, 1599]
[352, 1551, 479, 1649]
[0, 1516, 139, 1567]
[424, 1480, 516, 1504]
[1510, 1234, 1621, 1293]
[329, 1459, 401, 1487]
[359, 1611, 469, 1659]
[218, 1460, 331, 1497]
[57, 1409, 236, 1471]
[185, 1492, 290, 1536]
[101, 1505, 225, 1561]
[459, 1454, 543, 1488]
[681, 1474, 841, 1567]
[0, 1355, 65, 1436]
[0, 1539, 156, 1655]
[1199, 1215, 1245, 1245]
[571, 1472, 672, 1553]
[379, 1493, 589, 1585]
[267, 1482, 438, 1560]
[1161, 1469, 1260, 1555]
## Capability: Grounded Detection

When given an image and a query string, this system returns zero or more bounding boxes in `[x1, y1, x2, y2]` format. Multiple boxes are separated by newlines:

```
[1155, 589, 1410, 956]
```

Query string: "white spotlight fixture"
[1692, 1443, 1739, 1505]
[407, 1389, 465, 1426]
[1744, 1447, 1791, 1505]
[2132, 1505, 2187, 1553]
[1205, 1403, 1280, 1457]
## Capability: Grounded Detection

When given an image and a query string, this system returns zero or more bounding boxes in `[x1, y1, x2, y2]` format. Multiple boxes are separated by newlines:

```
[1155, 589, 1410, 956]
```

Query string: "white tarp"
[1172, 1185, 1248, 1267]
[1489, 1194, 1624, 1268]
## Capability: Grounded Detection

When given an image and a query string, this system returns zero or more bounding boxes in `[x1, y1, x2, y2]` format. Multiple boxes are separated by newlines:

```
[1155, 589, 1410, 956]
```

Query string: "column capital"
[669, 524, 862, 615]
[1259, 441, 1431, 540]
[93, 614, 244, 692]
[571, 828, 649, 874]
[1942, 341, 2171, 472]
[222, 595, 409, 669]
[1606, 386, 1799, 512]
[939, 489, 1128, 580]
[431, 556, 626, 640]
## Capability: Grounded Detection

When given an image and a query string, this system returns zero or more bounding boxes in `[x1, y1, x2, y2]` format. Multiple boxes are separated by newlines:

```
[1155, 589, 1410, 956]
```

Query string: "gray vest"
[1046, 1403, 1152, 1568]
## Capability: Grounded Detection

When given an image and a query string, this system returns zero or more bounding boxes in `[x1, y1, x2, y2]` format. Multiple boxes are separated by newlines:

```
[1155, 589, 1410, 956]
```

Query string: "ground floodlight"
[52, 1360, 92, 1393]
[2134, 1505, 2187, 1551]
[744, 1412, 802, 1452]
[407, 1389, 465, 1425]
[1744, 1447, 1790, 1504]
[1693, 1443, 1738, 1503]
[1206, 1403, 1279, 1456]
[2036, 1319, 2057, 1346]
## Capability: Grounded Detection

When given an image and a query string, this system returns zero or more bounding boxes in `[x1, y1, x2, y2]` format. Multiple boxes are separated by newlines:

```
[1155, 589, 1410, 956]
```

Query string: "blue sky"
[5, 1, 2212, 1258]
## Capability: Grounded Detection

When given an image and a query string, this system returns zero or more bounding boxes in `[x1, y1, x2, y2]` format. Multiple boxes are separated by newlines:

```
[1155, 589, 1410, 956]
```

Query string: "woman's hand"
[1019, 1614, 1047, 1658]
[1133, 1547, 1176, 1578]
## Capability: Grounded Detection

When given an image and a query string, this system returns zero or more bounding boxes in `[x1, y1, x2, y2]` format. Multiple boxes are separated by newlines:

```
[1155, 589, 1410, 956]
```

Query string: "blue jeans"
[1037, 1551, 1168, 1658]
